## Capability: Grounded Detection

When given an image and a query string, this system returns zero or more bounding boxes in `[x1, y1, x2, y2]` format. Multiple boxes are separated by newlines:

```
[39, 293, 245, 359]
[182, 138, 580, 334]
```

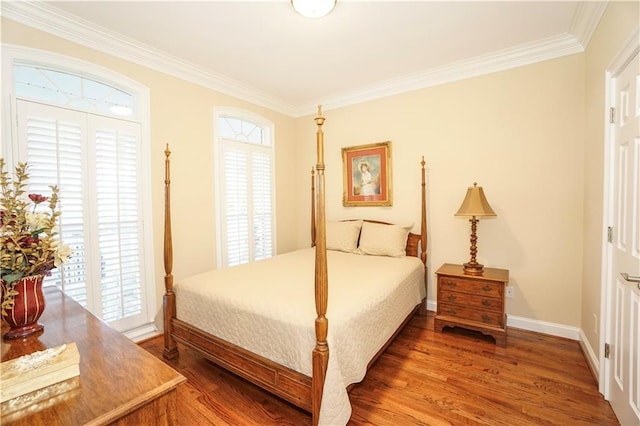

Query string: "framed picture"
[341, 141, 392, 206]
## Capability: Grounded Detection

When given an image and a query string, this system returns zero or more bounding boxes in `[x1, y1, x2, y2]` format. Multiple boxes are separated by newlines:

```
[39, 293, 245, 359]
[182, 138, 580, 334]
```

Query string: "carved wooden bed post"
[312, 106, 329, 426]
[163, 144, 178, 360]
[311, 167, 316, 247]
[420, 156, 428, 313]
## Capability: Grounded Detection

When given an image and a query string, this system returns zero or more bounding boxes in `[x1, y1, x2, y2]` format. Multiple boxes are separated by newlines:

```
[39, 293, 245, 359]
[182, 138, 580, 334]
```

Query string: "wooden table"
[1, 286, 186, 425]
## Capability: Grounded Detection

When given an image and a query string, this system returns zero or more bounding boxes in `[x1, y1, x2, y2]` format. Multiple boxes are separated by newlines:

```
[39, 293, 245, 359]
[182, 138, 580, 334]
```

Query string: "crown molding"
[1, 0, 604, 118]
[570, 1, 609, 49]
[0, 1, 298, 116]
[298, 33, 584, 116]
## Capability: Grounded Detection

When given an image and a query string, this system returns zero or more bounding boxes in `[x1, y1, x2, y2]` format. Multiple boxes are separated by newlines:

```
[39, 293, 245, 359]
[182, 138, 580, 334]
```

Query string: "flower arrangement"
[0, 159, 72, 317]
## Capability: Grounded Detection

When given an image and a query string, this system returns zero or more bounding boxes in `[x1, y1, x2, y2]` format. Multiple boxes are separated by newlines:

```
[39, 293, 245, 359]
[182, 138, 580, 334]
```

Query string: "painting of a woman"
[356, 160, 379, 196]
[342, 141, 392, 206]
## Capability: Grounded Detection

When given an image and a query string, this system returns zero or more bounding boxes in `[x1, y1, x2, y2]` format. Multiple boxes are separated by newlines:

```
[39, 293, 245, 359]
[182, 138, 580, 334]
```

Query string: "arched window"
[14, 64, 135, 117]
[2, 47, 155, 339]
[214, 108, 275, 267]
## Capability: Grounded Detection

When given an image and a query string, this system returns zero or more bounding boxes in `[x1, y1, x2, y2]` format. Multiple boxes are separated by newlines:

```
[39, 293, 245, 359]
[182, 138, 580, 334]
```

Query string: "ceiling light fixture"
[291, 0, 336, 18]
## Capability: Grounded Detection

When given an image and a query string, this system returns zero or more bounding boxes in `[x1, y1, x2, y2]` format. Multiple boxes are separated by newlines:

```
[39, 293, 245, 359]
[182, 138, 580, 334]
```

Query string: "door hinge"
[610, 107, 616, 124]
[607, 226, 613, 243]
[605, 343, 610, 359]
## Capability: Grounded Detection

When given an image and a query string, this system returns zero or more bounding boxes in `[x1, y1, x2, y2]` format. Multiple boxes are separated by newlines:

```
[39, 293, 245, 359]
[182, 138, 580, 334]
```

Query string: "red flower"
[28, 194, 48, 204]
[18, 235, 37, 247]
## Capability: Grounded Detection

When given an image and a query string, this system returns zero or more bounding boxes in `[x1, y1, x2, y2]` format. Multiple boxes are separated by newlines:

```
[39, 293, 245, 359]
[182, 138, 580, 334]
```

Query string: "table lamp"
[455, 182, 496, 275]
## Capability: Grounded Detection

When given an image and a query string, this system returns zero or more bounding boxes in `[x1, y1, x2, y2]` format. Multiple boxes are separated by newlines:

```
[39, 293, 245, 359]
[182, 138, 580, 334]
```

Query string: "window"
[215, 109, 275, 267]
[2, 48, 155, 339]
[14, 64, 134, 118]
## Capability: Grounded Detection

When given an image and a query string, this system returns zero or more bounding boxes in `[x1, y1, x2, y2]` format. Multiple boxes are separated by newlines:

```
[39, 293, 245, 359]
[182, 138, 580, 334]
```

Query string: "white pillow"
[326, 220, 362, 253]
[357, 221, 410, 257]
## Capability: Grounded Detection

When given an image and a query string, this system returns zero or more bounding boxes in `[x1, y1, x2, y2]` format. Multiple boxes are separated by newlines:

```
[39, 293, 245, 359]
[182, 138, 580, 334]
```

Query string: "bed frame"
[162, 107, 428, 425]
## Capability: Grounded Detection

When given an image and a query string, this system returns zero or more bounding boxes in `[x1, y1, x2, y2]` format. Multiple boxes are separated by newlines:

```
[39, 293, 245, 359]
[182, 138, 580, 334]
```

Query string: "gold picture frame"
[342, 141, 392, 206]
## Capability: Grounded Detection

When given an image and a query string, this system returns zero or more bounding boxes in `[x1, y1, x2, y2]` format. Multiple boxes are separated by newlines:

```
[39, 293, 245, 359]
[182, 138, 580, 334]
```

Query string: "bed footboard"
[172, 319, 313, 411]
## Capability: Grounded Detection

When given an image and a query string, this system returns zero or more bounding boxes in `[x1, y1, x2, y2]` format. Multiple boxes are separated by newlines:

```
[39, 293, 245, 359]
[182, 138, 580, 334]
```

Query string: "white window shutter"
[217, 112, 274, 268]
[18, 102, 89, 306]
[252, 150, 272, 261]
[16, 100, 147, 331]
[222, 147, 249, 266]
[93, 122, 144, 324]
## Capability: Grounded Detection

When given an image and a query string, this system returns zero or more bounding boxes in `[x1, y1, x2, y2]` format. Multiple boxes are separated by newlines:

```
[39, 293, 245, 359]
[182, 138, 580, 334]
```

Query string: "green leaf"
[1, 272, 24, 284]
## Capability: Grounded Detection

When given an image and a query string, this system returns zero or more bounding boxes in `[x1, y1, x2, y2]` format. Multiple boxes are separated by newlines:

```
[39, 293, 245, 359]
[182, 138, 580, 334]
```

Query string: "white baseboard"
[506, 314, 581, 340]
[123, 322, 159, 343]
[578, 330, 600, 380]
[426, 299, 437, 312]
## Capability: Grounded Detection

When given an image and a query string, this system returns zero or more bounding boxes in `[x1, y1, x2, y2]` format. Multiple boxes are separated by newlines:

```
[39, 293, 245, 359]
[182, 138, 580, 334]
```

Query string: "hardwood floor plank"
[139, 312, 619, 425]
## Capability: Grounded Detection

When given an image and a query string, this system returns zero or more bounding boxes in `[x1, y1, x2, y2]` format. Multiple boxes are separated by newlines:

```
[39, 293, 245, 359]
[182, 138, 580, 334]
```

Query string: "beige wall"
[294, 54, 587, 327]
[582, 2, 639, 354]
[2, 1, 638, 339]
[0, 18, 299, 317]
[295, 2, 639, 336]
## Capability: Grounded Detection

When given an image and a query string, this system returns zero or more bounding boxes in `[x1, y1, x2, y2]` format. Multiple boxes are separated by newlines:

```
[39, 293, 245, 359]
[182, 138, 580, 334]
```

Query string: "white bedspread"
[175, 247, 426, 426]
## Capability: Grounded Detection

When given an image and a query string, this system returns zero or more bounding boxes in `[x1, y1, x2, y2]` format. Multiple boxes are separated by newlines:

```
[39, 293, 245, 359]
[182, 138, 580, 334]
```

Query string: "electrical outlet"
[505, 286, 514, 298]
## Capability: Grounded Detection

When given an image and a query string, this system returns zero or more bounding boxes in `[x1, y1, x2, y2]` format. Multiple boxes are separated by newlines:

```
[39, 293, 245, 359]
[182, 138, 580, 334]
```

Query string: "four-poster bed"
[162, 107, 428, 425]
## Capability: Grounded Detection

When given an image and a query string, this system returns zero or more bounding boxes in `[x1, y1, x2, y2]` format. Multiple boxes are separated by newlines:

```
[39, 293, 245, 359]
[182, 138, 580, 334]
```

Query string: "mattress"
[175, 247, 426, 426]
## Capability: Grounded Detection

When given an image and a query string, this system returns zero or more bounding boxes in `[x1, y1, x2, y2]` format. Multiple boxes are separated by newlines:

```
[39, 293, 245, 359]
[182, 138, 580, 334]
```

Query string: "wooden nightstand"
[434, 263, 509, 347]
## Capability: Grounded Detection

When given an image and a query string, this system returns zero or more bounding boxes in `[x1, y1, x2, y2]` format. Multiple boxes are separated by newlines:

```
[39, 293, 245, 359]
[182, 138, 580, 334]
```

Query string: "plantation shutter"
[252, 150, 272, 261]
[17, 102, 90, 305]
[16, 100, 147, 330]
[91, 116, 145, 328]
[222, 146, 249, 266]
[217, 113, 274, 268]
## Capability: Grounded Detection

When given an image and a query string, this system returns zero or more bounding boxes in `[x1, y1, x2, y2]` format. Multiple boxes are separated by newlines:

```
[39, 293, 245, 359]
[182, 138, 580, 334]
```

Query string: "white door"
[605, 50, 640, 425]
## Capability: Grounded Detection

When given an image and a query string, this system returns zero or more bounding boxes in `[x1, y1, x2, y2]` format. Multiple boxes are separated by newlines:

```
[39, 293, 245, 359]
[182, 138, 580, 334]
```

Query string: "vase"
[1, 274, 46, 340]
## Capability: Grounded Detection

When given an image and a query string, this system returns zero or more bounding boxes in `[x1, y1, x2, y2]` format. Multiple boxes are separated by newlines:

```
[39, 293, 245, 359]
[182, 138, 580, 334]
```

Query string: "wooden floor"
[139, 312, 620, 425]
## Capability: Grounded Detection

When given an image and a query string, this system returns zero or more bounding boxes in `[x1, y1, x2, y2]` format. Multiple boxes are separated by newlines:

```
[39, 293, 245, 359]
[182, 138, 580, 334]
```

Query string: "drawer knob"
[482, 285, 492, 292]
[481, 314, 491, 323]
[447, 294, 457, 302]
[445, 280, 457, 288]
[482, 300, 491, 307]
[446, 308, 457, 315]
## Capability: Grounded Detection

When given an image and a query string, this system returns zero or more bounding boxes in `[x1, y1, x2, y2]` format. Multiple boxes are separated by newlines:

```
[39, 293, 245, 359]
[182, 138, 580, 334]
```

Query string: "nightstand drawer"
[438, 276, 502, 298]
[439, 290, 503, 311]
[438, 303, 503, 326]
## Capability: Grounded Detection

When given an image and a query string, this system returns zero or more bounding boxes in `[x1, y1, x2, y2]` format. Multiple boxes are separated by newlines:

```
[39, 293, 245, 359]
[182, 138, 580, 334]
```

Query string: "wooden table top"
[1, 286, 186, 425]
[436, 263, 509, 282]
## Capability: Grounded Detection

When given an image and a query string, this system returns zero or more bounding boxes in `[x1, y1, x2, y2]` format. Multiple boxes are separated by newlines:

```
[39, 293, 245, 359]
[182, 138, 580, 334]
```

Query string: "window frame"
[1, 45, 156, 341]
[213, 107, 276, 268]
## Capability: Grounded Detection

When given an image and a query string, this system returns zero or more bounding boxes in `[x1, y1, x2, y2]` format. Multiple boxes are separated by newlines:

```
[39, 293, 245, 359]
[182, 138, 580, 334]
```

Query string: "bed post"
[312, 106, 329, 426]
[163, 145, 179, 360]
[420, 156, 428, 314]
[311, 167, 316, 247]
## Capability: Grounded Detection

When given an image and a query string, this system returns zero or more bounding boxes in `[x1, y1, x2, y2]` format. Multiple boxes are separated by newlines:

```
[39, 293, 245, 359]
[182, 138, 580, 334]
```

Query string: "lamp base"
[463, 261, 484, 275]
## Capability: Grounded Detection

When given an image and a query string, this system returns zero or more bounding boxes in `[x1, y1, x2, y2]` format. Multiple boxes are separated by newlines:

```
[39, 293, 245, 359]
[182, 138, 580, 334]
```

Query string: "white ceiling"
[1, 1, 606, 116]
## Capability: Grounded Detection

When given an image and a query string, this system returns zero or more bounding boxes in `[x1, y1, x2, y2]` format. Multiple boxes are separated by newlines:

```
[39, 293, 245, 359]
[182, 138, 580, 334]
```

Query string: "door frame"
[599, 27, 640, 396]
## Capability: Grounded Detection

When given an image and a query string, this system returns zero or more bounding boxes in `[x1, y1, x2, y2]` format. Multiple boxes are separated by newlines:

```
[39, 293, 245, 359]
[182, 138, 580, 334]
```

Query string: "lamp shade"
[291, 0, 336, 18]
[455, 182, 496, 217]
